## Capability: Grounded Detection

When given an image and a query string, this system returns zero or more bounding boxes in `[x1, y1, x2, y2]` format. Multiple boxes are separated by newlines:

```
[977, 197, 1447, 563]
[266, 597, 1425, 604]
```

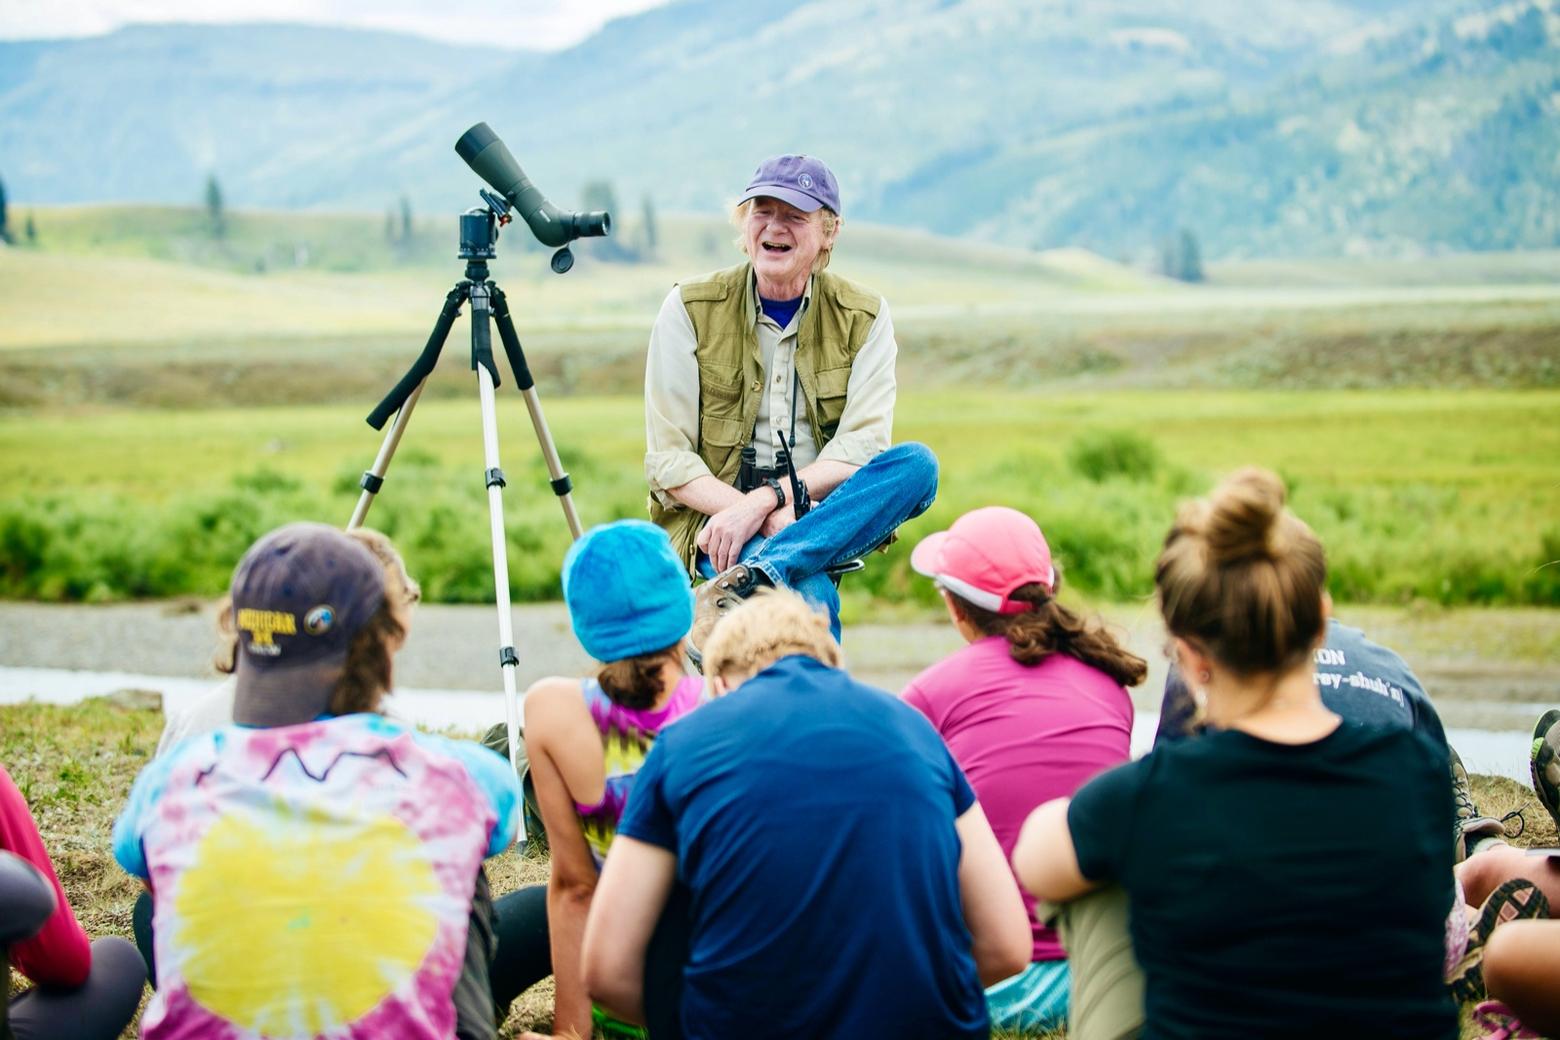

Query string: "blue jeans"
[697, 442, 939, 639]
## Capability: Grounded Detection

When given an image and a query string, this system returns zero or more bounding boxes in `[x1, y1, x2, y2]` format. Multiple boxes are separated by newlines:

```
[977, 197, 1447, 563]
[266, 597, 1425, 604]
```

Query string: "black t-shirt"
[1069, 721, 1457, 1040]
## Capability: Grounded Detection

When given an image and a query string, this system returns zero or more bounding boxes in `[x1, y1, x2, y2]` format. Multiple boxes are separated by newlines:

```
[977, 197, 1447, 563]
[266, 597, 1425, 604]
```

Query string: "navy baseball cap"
[739, 155, 841, 215]
[230, 523, 387, 726]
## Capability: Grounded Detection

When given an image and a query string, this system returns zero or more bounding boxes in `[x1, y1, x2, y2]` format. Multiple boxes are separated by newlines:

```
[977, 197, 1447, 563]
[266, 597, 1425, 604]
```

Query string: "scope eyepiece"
[456, 123, 612, 249]
[570, 211, 611, 238]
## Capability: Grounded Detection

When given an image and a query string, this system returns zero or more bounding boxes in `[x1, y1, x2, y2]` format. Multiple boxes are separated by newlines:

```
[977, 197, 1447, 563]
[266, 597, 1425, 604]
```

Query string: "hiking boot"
[1447, 878, 1551, 1003]
[686, 564, 769, 671]
[1453, 745, 1518, 861]
[1530, 708, 1560, 832]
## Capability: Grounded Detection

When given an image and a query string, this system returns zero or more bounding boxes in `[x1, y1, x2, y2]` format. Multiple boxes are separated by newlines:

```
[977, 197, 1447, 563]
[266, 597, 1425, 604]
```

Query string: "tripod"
[348, 200, 584, 772]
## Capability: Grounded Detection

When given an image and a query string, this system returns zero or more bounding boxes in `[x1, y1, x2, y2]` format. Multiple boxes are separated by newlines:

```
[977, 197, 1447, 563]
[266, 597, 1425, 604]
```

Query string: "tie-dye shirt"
[574, 674, 702, 867]
[112, 713, 520, 1040]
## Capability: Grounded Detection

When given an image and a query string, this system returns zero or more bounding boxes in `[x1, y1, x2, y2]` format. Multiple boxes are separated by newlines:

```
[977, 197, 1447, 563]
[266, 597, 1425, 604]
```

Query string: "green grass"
[6, 697, 1549, 1038]
[7, 205, 1555, 410]
[1, 390, 1556, 609]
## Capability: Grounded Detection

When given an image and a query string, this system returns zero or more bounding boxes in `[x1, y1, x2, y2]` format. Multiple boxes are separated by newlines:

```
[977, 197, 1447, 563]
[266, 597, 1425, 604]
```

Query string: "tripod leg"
[348, 379, 427, 530]
[469, 284, 525, 776]
[491, 286, 584, 540]
[351, 282, 467, 528]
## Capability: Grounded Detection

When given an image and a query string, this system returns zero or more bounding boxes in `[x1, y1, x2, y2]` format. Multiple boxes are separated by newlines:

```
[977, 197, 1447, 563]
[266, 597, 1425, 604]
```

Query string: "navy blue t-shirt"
[617, 655, 986, 1040]
[1155, 619, 1448, 748]
[759, 294, 803, 330]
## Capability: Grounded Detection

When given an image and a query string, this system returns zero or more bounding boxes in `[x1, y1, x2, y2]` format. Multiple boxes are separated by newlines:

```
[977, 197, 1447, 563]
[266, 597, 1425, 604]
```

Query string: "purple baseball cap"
[740, 154, 841, 215]
[230, 522, 387, 726]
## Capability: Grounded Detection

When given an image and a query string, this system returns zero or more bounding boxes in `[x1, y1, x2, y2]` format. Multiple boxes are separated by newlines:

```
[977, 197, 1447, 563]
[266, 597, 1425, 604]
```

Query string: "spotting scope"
[455, 123, 611, 247]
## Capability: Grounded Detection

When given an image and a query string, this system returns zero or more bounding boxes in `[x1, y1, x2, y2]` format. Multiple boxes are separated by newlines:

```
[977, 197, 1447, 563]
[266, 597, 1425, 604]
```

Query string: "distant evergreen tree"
[204, 173, 227, 239]
[1159, 228, 1205, 282]
[1177, 228, 1204, 282]
[640, 194, 659, 254]
[0, 173, 10, 244]
[399, 195, 414, 243]
[582, 180, 633, 260]
[25, 212, 37, 245]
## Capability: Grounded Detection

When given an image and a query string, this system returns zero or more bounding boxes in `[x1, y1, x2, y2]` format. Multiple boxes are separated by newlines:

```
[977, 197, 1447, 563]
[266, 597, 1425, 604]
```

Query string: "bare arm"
[955, 802, 1033, 986]
[582, 836, 677, 1025]
[523, 681, 608, 1040]
[1011, 798, 1099, 905]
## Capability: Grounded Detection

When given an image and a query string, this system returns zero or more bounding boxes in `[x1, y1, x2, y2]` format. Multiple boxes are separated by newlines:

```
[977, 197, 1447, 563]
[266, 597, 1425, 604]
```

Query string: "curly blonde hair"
[702, 587, 841, 686]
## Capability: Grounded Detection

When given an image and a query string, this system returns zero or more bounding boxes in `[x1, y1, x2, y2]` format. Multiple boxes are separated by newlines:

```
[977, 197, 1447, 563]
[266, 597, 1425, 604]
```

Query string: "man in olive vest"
[644, 155, 938, 656]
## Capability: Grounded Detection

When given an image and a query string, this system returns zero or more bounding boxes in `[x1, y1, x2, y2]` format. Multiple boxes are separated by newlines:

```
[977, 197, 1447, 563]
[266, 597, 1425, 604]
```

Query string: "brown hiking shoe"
[687, 564, 766, 671]
[1452, 745, 1523, 862]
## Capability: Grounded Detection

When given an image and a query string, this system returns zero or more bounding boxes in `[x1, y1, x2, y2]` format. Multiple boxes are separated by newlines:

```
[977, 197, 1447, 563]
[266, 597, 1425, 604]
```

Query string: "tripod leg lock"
[485, 467, 507, 489]
[499, 646, 519, 668]
[549, 475, 573, 497]
[359, 472, 385, 494]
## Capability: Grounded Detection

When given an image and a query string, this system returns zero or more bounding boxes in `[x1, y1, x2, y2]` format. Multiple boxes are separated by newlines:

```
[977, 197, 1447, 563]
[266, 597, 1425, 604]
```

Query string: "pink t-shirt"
[903, 636, 1133, 962]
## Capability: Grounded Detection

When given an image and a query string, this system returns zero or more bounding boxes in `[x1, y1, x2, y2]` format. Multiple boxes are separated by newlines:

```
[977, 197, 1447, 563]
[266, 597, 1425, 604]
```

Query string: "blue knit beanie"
[562, 520, 694, 662]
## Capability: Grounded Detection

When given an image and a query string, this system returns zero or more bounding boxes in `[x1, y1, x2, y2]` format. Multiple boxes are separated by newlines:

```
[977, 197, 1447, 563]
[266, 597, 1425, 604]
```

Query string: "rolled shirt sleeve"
[815, 299, 896, 467]
[644, 287, 715, 507]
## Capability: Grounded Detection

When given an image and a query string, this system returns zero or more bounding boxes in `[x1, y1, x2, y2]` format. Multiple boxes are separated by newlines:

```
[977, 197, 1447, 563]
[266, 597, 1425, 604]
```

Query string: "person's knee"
[888, 441, 939, 482]
[90, 935, 149, 1020]
[1458, 843, 1524, 907]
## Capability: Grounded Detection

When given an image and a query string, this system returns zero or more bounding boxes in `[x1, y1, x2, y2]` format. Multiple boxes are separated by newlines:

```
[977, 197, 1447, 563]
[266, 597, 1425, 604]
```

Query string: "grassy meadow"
[1, 390, 1557, 613]
[1, 205, 1558, 615]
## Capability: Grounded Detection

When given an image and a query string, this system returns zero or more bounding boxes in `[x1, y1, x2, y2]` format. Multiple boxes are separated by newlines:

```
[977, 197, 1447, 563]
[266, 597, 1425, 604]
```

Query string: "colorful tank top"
[574, 674, 703, 867]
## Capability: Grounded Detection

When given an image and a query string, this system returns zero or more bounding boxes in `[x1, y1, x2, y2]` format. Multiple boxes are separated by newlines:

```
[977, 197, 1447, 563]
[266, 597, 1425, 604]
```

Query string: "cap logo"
[798, 173, 814, 190]
[303, 605, 336, 636]
[237, 608, 296, 647]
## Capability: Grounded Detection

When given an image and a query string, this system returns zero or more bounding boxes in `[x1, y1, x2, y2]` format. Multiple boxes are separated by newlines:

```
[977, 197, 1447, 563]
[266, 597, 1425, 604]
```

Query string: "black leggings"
[491, 883, 552, 1010]
[486, 879, 690, 1036]
[4, 851, 145, 1040]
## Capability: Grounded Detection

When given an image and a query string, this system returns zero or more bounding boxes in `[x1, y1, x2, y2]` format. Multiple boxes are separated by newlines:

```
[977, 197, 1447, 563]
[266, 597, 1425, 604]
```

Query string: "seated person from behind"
[644, 153, 938, 652]
[581, 588, 1031, 1040]
[904, 505, 1145, 1033]
[517, 519, 703, 1040]
[1013, 468, 1459, 1040]
[114, 522, 520, 1040]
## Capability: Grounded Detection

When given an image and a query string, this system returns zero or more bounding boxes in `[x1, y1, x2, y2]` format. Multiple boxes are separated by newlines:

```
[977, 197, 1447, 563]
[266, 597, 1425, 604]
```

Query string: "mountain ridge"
[0, 0, 1553, 258]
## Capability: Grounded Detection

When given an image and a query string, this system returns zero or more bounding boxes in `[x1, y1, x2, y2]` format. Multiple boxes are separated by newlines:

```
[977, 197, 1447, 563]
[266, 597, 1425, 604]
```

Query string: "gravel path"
[1, 601, 1553, 731]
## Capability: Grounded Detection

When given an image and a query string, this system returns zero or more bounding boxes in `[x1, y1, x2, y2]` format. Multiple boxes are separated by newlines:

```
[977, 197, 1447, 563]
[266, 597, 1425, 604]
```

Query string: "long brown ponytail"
[949, 576, 1147, 688]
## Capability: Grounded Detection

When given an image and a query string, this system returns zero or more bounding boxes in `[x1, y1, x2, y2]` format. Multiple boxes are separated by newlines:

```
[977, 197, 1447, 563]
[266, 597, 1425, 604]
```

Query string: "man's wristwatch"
[763, 477, 786, 511]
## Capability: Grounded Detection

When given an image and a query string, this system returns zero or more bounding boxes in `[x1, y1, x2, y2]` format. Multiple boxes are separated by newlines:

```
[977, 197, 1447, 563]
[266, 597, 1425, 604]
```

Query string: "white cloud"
[0, 0, 674, 50]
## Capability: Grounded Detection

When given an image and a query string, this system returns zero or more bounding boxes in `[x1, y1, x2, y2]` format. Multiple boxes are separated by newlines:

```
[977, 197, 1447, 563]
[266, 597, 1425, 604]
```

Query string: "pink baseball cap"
[910, 507, 1055, 614]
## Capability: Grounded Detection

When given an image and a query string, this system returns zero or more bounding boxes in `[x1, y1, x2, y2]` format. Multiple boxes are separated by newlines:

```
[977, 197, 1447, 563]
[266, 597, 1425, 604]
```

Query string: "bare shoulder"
[524, 677, 590, 732]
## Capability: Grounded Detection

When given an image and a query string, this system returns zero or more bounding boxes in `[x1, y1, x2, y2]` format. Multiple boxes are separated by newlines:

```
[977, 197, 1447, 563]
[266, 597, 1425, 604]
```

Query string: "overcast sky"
[0, 0, 675, 50]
